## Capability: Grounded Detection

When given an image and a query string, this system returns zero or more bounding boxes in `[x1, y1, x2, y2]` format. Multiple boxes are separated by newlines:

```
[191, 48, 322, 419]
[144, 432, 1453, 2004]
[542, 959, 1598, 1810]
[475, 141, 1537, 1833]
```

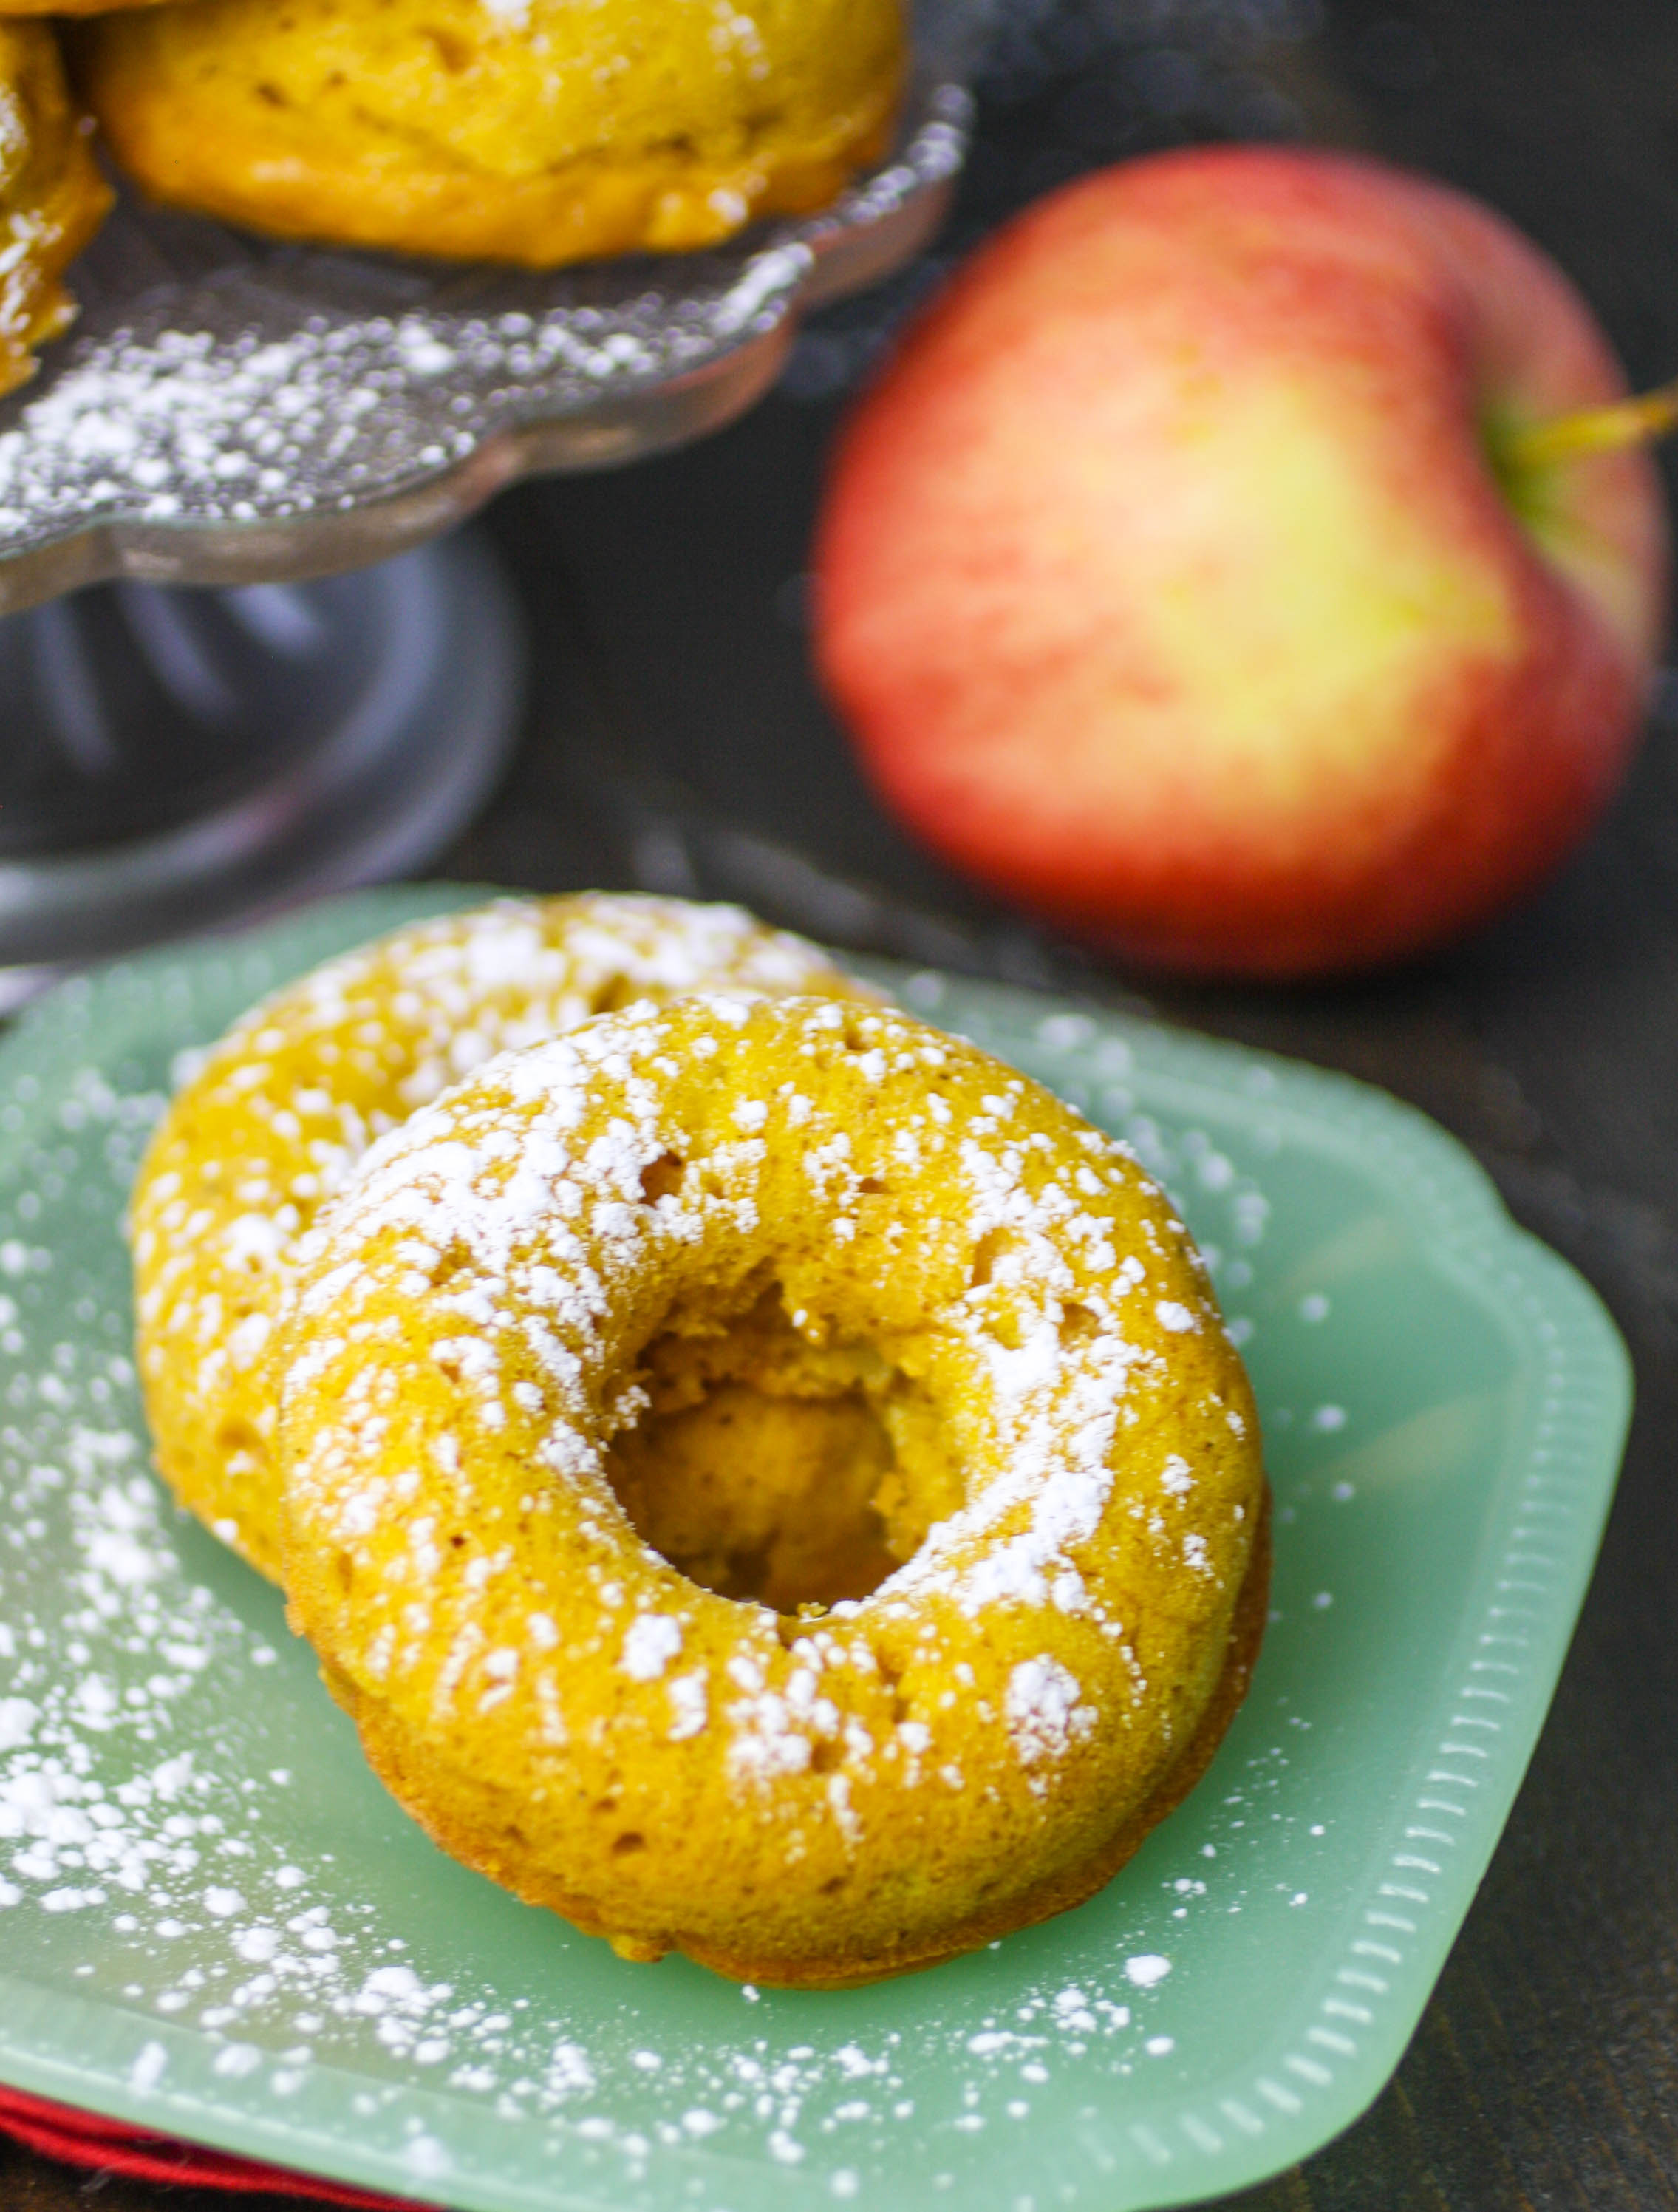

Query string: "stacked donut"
[132, 892, 879, 1581]
[132, 891, 1269, 1987]
[0, 0, 906, 387]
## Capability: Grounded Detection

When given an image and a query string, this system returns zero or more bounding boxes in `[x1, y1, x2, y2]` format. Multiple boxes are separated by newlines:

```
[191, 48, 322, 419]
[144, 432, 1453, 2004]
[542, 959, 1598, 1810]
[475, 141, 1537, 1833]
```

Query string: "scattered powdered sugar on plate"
[0, 916, 1354, 2204]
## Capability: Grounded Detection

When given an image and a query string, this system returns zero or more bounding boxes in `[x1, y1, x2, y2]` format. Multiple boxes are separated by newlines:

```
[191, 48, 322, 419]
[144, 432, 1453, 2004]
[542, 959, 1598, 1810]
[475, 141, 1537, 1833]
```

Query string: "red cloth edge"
[0, 2082, 417, 2208]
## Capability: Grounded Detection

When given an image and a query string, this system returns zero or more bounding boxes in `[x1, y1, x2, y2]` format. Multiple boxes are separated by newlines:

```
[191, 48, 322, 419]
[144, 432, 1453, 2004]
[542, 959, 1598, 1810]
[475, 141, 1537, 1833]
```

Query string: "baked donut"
[129, 894, 873, 1583]
[277, 995, 1268, 1987]
[77, 0, 904, 266]
[0, 25, 109, 392]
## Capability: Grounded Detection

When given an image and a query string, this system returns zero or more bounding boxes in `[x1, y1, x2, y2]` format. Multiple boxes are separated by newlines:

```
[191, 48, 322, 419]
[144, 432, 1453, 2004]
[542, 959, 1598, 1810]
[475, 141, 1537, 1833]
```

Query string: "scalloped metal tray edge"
[0, 72, 971, 610]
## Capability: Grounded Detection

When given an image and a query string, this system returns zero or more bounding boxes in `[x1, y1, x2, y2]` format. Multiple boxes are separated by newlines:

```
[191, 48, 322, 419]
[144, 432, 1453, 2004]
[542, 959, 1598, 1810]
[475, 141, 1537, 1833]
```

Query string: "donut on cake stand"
[0, 1, 981, 1004]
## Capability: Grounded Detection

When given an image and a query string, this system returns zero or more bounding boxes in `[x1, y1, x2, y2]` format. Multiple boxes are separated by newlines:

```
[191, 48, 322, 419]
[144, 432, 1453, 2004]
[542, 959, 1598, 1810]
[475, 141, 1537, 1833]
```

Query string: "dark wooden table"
[7, 0, 1678, 2204]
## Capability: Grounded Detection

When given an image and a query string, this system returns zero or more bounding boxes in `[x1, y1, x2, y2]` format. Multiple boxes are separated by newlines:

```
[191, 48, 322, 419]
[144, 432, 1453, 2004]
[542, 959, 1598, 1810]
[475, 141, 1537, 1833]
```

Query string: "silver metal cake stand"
[0, 6, 978, 998]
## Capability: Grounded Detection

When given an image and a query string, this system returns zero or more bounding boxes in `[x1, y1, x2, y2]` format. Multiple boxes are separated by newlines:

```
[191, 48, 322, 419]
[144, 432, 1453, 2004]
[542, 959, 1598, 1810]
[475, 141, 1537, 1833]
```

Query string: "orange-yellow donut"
[277, 994, 1268, 1987]
[77, 0, 904, 263]
[129, 894, 872, 1581]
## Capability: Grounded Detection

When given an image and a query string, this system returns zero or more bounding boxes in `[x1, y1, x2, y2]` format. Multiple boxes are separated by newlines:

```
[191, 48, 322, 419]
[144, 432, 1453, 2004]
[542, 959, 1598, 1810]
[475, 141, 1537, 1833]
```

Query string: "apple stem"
[1503, 374, 1678, 472]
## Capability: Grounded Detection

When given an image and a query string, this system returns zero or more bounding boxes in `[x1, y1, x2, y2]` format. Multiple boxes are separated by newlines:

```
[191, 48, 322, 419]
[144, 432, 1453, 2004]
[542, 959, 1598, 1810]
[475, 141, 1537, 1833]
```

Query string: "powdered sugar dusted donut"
[80, 0, 903, 262]
[130, 894, 872, 1581]
[276, 994, 1268, 1987]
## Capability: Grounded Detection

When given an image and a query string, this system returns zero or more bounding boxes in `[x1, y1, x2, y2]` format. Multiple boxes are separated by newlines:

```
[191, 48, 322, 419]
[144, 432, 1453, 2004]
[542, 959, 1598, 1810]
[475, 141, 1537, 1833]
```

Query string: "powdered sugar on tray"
[0, 86, 970, 571]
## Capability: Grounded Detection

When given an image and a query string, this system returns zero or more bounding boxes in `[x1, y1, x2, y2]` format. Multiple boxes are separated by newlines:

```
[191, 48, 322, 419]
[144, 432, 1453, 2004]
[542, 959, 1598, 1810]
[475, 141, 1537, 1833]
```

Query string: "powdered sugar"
[666, 1671, 709, 1742]
[0, 917, 1379, 2212]
[0, 264, 723, 540]
[620, 1614, 682, 1681]
[1124, 1952, 1173, 1989]
[0, 87, 969, 583]
[1004, 1658, 1096, 1767]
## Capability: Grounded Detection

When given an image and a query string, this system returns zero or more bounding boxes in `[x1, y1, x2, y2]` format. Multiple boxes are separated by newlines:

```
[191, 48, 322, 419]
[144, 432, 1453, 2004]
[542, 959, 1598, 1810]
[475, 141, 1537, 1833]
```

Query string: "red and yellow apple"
[811, 146, 1669, 979]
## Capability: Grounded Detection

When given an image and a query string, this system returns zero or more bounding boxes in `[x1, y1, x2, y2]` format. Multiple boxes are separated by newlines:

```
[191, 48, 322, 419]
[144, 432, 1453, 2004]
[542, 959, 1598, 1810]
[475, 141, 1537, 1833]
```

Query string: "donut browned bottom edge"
[324, 1483, 1274, 1990]
[714, 1479, 1276, 1989]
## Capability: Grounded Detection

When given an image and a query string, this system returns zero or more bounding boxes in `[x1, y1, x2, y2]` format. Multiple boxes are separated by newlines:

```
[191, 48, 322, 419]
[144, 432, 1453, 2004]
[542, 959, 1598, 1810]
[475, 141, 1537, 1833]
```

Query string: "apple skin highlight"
[812, 146, 1669, 980]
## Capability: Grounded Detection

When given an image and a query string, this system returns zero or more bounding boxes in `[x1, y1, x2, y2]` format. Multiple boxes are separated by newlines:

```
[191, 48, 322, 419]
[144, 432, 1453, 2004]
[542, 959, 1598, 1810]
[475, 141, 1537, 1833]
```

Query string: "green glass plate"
[0, 887, 1629, 2212]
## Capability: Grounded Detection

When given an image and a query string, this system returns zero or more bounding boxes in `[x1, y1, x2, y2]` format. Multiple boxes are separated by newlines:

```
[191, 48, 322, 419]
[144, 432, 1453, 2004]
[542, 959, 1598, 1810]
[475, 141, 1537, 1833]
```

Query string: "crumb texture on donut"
[78, 0, 905, 265]
[0, 25, 110, 389]
[129, 894, 873, 1581]
[276, 995, 1267, 1987]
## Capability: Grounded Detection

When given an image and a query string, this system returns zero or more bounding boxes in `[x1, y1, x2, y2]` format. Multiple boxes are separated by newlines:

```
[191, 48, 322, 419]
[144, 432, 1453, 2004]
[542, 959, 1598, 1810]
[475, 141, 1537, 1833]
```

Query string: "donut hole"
[603, 1282, 961, 1616]
[607, 1381, 897, 1612]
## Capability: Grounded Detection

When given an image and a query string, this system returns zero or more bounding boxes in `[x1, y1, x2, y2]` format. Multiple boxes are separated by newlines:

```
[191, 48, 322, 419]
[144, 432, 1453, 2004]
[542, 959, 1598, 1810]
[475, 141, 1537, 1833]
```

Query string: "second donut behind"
[130, 893, 874, 1582]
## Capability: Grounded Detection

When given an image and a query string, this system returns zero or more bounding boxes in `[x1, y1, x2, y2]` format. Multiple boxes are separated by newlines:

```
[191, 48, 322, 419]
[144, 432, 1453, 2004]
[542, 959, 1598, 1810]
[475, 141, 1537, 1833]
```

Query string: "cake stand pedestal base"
[0, 528, 522, 1010]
